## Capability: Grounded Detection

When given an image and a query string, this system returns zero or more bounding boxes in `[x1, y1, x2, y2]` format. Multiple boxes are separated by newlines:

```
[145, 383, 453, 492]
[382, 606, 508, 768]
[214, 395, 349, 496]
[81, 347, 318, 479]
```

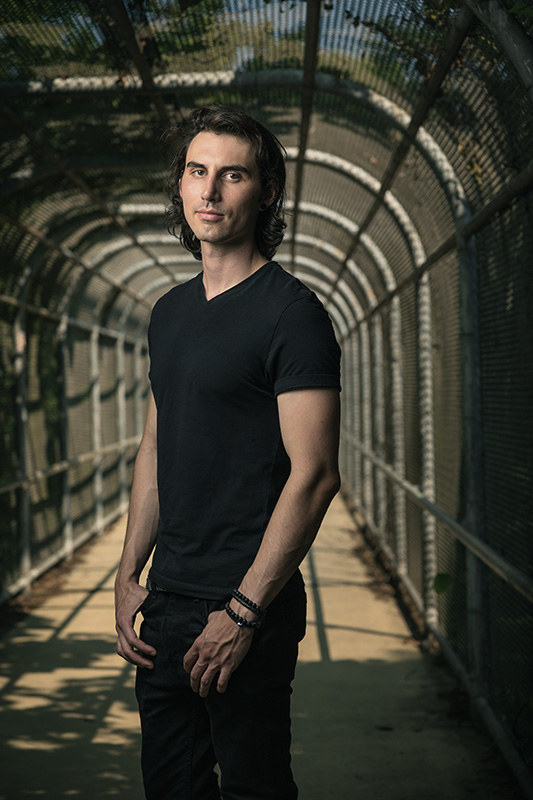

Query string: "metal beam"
[0, 104, 175, 289]
[341, 430, 533, 605]
[290, 0, 322, 270]
[0, 211, 151, 312]
[104, 0, 172, 127]
[465, 0, 533, 104]
[342, 154, 533, 333]
[0, 292, 141, 343]
[326, 4, 475, 296]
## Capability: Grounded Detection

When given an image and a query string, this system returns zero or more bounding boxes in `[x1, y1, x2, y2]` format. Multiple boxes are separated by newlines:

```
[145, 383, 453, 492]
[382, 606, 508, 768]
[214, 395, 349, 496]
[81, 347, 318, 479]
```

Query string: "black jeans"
[135, 587, 307, 800]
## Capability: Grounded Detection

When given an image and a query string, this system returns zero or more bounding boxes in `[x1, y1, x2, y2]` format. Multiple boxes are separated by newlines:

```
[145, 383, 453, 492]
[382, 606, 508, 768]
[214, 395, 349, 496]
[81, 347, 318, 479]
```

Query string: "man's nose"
[201, 176, 220, 202]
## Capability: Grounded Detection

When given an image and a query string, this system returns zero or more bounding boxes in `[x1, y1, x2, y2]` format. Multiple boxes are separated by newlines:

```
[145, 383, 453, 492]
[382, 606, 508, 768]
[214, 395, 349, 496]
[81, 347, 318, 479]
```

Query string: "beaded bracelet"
[224, 602, 262, 629]
[232, 588, 266, 620]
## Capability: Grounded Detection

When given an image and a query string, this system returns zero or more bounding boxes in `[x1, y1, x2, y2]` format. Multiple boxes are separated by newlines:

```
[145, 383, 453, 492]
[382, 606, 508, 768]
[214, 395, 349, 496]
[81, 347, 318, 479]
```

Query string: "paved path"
[0, 496, 522, 799]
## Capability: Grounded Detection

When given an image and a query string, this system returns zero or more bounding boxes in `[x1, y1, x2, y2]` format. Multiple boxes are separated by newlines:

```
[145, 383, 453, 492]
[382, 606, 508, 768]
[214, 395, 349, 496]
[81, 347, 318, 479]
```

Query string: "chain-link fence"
[0, 0, 532, 794]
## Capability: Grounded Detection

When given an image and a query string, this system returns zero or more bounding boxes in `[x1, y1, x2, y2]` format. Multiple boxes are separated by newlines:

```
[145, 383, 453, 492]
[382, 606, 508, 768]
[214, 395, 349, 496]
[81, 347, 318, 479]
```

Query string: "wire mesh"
[99, 335, 119, 446]
[29, 473, 63, 564]
[475, 192, 533, 576]
[425, 20, 533, 216]
[0, 304, 18, 484]
[101, 452, 121, 517]
[70, 462, 96, 542]
[365, 204, 418, 285]
[486, 572, 533, 770]
[388, 143, 457, 257]
[26, 313, 62, 473]
[1, 1, 533, 790]
[317, 0, 454, 114]
[0, 488, 19, 594]
[435, 524, 468, 666]
[428, 251, 463, 518]
[309, 92, 401, 185]
[65, 327, 92, 457]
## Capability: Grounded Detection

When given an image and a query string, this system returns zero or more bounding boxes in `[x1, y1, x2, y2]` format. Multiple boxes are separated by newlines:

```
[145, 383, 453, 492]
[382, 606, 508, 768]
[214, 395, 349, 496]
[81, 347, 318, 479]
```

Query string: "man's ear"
[259, 189, 277, 210]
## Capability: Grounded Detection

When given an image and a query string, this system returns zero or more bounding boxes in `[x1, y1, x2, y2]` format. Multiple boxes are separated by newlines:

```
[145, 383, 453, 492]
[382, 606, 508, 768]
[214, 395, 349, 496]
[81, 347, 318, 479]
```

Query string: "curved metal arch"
[292, 255, 361, 330]
[289, 200, 397, 296]
[5, 76, 470, 335]
[4, 205, 156, 331]
[287, 148, 428, 273]
[87, 203, 386, 331]
[13, 208, 112, 307]
[288, 232, 378, 312]
[36, 210, 175, 324]
[310, 74, 472, 225]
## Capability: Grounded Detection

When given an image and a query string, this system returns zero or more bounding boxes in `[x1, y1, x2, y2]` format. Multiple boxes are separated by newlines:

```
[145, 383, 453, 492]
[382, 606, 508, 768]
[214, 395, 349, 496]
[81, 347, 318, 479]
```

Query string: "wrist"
[224, 588, 267, 629]
[232, 587, 266, 620]
[115, 572, 141, 592]
[225, 601, 262, 629]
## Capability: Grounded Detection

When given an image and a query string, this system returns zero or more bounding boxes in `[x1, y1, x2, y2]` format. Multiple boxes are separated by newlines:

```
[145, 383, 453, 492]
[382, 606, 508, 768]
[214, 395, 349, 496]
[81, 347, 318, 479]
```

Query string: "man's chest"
[150, 307, 273, 401]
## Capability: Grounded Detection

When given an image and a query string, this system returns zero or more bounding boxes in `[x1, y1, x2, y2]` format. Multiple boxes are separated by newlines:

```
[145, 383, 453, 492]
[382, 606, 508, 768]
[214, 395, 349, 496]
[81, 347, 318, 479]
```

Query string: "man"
[114, 105, 341, 800]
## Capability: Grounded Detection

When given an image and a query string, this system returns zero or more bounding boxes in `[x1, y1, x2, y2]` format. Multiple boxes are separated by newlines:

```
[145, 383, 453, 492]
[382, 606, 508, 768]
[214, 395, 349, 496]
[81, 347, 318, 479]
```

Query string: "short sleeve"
[265, 295, 341, 395]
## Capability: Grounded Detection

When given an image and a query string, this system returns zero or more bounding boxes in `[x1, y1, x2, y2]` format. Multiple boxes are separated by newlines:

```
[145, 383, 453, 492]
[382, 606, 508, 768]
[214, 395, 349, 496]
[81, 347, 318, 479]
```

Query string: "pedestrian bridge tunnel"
[0, 0, 532, 792]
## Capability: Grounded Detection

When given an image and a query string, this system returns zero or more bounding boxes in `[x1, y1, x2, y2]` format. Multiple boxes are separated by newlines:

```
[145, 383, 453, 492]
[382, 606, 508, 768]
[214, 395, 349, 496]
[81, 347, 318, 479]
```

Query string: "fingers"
[183, 642, 216, 697]
[182, 641, 199, 674]
[116, 629, 157, 668]
[114, 583, 157, 669]
[190, 661, 220, 698]
[216, 666, 232, 694]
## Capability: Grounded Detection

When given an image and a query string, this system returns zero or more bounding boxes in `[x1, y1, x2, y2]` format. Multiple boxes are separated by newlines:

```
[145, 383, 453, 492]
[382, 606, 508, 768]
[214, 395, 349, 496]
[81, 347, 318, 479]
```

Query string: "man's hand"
[183, 610, 254, 697]
[115, 581, 157, 668]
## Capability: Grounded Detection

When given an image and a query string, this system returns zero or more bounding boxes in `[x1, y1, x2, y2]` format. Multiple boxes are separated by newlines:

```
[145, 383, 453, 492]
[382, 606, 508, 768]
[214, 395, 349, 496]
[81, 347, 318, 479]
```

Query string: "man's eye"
[225, 172, 240, 181]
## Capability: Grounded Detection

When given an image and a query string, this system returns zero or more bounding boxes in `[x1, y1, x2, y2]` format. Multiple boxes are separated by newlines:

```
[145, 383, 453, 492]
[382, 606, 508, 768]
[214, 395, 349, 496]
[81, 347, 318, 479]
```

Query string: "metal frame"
[1, 1, 533, 794]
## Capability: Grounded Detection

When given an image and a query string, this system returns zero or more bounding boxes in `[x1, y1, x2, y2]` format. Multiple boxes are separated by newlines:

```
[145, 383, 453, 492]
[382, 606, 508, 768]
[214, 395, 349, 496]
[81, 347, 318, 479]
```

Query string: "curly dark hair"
[164, 105, 287, 261]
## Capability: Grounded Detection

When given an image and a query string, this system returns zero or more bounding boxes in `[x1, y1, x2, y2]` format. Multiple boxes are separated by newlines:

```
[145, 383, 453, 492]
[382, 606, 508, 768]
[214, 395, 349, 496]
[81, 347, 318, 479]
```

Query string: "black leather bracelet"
[232, 588, 266, 619]
[225, 602, 262, 629]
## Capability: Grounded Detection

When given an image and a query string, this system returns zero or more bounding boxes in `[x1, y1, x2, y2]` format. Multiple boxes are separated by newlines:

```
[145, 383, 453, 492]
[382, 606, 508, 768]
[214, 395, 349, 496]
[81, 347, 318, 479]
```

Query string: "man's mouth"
[197, 209, 224, 221]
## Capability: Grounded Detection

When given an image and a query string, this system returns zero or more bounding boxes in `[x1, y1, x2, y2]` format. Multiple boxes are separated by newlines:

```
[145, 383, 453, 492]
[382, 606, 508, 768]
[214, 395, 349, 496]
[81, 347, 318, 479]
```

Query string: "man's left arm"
[183, 387, 340, 696]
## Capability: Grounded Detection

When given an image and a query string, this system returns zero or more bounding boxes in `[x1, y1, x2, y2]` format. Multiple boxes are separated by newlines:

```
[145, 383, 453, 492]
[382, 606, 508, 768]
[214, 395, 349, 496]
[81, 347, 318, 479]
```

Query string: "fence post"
[418, 273, 438, 628]
[13, 310, 31, 590]
[351, 331, 361, 510]
[90, 328, 103, 533]
[458, 229, 487, 700]
[390, 295, 407, 575]
[134, 340, 144, 438]
[58, 318, 73, 557]
[360, 322, 373, 526]
[372, 315, 387, 538]
[116, 334, 128, 514]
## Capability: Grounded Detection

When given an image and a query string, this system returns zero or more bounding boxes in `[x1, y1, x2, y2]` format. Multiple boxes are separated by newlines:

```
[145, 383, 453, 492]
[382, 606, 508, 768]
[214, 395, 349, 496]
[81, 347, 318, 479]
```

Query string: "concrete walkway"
[0, 496, 522, 799]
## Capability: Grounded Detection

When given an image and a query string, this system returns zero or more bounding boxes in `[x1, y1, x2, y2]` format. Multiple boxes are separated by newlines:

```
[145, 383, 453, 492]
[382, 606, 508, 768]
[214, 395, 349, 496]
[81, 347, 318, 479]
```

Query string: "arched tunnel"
[1, 0, 532, 795]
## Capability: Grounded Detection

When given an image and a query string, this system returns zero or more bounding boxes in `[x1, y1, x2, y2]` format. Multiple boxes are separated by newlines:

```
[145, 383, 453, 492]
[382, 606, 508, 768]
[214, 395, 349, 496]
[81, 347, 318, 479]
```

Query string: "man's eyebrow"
[186, 160, 251, 174]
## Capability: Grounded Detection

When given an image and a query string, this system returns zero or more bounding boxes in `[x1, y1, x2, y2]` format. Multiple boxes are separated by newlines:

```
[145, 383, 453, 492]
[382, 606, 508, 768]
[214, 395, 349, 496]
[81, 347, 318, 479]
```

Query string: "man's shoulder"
[264, 261, 321, 309]
[151, 273, 201, 317]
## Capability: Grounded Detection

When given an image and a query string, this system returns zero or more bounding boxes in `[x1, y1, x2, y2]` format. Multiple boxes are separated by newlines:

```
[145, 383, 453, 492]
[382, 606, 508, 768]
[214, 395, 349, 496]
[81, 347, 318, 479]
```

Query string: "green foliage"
[509, 2, 533, 18]
[434, 572, 454, 594]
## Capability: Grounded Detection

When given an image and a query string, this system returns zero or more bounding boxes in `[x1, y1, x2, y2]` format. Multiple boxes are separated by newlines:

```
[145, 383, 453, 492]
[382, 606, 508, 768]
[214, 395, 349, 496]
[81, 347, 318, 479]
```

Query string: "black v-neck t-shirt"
[147, 261, 341, 599]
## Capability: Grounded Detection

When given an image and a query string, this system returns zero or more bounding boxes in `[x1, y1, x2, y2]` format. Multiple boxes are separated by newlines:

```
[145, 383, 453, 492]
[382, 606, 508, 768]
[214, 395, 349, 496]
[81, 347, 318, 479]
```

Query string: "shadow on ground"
[0, 619, 522, 799]
[292, 658, 522, 800]
[0, 616, 144, 799]
[0, 501, 525, 800]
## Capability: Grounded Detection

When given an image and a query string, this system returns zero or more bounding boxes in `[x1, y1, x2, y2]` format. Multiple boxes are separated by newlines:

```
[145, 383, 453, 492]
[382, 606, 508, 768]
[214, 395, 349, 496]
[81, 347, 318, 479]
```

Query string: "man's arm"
[115, 390, 160, 669]
[183, 387, 340, 695]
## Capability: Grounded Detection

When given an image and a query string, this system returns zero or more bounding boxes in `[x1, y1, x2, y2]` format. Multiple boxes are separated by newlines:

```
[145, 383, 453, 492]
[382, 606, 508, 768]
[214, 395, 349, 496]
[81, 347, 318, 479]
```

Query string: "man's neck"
[201, 244, 268, 301]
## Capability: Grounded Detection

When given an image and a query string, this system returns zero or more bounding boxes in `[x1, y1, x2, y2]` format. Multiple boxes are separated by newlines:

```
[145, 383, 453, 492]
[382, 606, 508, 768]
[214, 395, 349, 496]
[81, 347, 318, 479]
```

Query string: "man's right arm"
[115, 390, 159, 669]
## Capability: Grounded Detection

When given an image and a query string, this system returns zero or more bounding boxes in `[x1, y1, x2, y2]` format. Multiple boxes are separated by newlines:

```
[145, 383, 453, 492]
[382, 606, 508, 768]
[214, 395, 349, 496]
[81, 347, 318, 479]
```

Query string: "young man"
[114, 105, 341, 800]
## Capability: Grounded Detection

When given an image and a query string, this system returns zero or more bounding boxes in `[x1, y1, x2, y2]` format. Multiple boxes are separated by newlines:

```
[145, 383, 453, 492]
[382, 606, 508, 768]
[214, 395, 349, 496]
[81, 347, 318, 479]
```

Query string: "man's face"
[179, 131, 264, 253]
